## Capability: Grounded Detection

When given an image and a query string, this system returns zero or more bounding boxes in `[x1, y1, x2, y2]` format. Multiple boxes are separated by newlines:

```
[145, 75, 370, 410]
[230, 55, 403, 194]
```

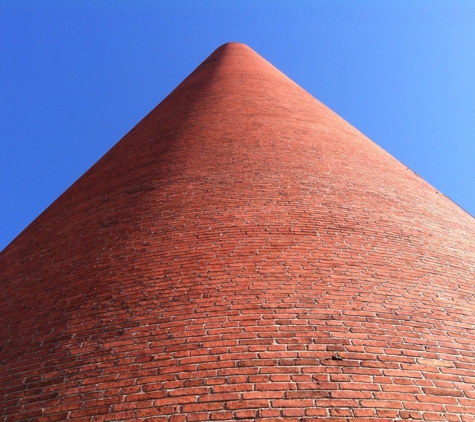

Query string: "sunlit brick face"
[1, 43, 475, 421]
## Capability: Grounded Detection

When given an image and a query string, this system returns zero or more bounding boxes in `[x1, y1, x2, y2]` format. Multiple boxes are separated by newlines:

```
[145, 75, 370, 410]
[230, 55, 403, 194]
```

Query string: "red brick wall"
[1, 43, 475, 421]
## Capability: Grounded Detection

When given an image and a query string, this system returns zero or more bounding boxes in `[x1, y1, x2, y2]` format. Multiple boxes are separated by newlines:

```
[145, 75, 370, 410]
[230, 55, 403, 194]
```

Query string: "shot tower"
[1, 43, 475, 421]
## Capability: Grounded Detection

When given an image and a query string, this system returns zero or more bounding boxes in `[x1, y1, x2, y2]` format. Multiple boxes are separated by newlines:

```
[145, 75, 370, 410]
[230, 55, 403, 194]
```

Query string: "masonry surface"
[1, 42, 475, 421]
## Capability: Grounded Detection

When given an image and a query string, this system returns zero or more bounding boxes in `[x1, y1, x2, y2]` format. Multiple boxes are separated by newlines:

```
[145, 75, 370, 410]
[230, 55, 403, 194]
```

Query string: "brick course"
[1, 42, 475, 420]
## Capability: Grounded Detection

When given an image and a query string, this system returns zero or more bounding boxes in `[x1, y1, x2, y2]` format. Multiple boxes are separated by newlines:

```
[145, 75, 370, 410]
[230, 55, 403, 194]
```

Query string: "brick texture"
[1, 42, 475, 421]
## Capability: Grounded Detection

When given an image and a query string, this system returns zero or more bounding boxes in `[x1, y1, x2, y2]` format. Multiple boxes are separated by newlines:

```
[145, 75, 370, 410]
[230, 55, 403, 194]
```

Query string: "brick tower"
[2, 43, 475, 421]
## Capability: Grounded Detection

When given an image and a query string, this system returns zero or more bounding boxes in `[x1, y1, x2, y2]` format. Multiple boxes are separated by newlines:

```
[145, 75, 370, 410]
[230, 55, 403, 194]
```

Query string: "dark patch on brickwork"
[199, 58, 217, 67]
[1, 42, 475, 421]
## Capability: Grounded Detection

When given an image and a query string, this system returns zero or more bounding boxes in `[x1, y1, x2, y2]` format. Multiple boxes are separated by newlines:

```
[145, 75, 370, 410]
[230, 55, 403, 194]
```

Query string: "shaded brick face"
[1, 43, 475, 421]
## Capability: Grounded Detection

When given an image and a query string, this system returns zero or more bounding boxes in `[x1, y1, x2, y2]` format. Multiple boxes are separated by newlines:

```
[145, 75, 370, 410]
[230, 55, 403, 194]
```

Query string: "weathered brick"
[2, 41, 475, 422]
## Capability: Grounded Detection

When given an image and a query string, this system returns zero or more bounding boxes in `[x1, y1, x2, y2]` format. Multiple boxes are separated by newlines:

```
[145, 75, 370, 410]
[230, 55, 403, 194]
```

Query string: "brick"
[234, 409, 257, 419]
[399, 410, 423, 419]
[282, 408, 305, 417]
[199, 392, 240, 402]
[330, 390, 373, 399]
[271, 399, 314, 408]
[360, 399, 404, 409]
[423, 387, 465, 397]
[226, 399, 270, 410]
[242, 391, 284, 400]
[181, 402, 224, 413]
[423, 413, 446, 421]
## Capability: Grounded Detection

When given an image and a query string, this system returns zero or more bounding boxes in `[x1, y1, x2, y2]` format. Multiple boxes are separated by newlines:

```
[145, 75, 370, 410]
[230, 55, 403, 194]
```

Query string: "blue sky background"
[1, 0, 474, 251]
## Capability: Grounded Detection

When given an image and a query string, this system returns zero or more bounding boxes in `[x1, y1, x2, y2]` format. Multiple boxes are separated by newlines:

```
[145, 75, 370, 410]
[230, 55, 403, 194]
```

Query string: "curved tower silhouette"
[2, 43, 475, 421]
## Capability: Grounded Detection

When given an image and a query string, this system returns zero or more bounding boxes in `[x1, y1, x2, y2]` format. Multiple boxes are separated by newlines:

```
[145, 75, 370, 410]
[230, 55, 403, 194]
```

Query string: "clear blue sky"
[1, 1, 474, 251]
